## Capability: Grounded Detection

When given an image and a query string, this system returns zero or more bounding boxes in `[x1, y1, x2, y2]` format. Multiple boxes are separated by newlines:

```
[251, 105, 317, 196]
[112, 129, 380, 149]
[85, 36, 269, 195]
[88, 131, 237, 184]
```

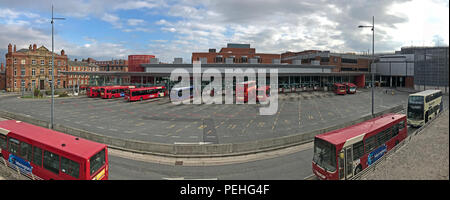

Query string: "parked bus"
[407, 90, 443, 127]
[333, 83, 346, 95]
[125, 86, 166, 102]
[236, 81, 257, 103]
[87, 86, 101, 97]
[343, 82, 357, 94]
[312, 113, 407, 180]
[0, 120, 108, 180]
[169, 86, 196, 102]
[256, 85, 271, 103]
[100, 85, 136, 99]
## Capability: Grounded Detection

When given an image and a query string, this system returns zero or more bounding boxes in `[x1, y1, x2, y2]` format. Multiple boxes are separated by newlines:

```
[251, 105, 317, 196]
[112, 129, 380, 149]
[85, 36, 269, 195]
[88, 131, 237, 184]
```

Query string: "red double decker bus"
[100, 85, 136, 99]
[0, 120, 108, 180]
[333, 83, 346, 95]
[125, 86, 167, 102]
[343, 82, 357, 94]
[312, 113, 407, 180]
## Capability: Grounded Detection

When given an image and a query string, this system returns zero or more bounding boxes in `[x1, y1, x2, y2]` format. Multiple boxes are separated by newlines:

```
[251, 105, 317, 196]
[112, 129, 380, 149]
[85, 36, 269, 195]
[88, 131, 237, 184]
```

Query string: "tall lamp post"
[359, 16, 375, 116]
[51, 5, 65, 129]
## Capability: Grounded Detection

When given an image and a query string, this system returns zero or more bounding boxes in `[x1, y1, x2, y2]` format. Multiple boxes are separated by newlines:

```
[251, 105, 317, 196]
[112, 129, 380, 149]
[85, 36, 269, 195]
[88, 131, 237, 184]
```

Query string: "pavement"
[363, 109, 449, 180]
[0, 88, 417, 145]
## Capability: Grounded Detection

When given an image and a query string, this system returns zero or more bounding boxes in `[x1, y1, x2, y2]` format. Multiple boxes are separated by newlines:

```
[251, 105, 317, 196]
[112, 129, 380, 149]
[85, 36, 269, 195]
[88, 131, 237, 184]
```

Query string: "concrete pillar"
[390, 76, 392, 87]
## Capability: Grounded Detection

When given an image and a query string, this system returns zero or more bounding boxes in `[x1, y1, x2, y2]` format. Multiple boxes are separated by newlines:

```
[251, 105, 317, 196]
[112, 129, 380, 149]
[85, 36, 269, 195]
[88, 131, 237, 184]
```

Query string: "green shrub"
[59, 92, 69, 97]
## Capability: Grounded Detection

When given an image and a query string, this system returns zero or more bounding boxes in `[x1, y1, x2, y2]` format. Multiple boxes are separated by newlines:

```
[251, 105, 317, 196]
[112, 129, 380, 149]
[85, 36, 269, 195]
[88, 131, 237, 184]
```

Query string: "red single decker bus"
[125, 86, 167, 102]
[333, 83, 346, 95]
[0, 120, 108, 180]
[343, 82, 357, 94]
[87, 86, 101, 97]
[256, 85, 271, 103]
[100, 85, 136, 99]
[236, 81, 257, 103]
[312, 113, 407, 180]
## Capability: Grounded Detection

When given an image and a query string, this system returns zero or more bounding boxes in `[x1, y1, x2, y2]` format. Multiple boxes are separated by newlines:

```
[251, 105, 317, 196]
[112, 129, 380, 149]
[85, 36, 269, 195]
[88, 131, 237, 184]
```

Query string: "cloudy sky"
[0, 0, 448, 63]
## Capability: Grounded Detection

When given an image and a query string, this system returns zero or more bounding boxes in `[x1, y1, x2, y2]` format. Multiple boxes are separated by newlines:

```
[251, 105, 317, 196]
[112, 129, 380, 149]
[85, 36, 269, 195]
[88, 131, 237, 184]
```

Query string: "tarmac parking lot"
[1, 88, 437, 145]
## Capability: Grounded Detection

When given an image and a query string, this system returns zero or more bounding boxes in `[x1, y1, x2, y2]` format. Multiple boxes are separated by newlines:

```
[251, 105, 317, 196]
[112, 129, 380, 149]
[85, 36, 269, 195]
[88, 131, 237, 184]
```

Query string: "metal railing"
[0, 156, 43, 180]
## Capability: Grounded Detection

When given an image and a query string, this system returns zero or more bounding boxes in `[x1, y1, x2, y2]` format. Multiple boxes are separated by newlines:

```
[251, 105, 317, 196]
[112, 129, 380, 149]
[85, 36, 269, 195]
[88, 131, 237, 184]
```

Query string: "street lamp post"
[359, 16, 375, 116]
[51, 5, 65, 129]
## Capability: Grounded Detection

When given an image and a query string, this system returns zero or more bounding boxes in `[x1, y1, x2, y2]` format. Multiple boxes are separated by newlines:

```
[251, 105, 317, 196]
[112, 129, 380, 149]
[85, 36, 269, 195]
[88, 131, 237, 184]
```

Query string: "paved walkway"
[363, 109, 449, 180]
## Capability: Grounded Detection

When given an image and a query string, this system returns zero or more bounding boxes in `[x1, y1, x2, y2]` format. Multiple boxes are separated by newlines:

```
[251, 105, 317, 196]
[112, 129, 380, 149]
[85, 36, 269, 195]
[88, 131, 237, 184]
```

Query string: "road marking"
[176, 129, 183, 133]
[173, 142, 212, 145]
[198, 125, 207, 129]
[167, 124, 176, 129]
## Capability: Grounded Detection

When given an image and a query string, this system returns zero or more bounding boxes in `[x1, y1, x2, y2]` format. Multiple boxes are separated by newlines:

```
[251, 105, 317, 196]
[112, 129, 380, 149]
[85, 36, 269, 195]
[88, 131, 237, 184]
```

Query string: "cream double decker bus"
[407, 90, 443, 127]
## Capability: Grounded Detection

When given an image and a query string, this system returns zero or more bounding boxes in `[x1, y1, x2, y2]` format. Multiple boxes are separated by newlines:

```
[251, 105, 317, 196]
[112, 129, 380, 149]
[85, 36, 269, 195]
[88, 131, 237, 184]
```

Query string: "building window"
[14, 80, 17, 87]
[57, 79, 61, 86]
[14, 67, 17, 76]
[49, 69, 52, 75]
[14, 59, 17, 65]
[32, 68, 36, 76]
[215, 56, 223, 63]
[40, 68, 44, 75]
[49, 60, 53, 66]
[21, 79, 25, 87]
[21, 59, 26, 65]
[41, 60, 45, 65]
[58, 61, 61, 66]
[341, 58, 357, 64]
[21, 68, 25, 76]
[241, 56, 248, 63]
[32, 60, 36, 65]
[320, 57, 330, 63]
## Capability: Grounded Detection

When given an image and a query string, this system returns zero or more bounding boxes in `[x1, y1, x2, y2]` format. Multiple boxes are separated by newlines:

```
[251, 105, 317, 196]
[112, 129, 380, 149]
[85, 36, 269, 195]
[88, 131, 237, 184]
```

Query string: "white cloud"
[127, 18, 145, 26]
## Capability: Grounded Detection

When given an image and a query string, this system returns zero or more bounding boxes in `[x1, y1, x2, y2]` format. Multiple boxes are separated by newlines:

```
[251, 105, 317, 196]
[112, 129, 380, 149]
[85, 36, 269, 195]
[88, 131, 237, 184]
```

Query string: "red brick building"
[128, 55, 156, 84]
[281, 50, 371, 73]
[128, 55, 155, 72]
[192, 43, 280, 64]
[4, 43, 68, 92]
[85, 58, 128, 72]
[68, 59, 99, 87]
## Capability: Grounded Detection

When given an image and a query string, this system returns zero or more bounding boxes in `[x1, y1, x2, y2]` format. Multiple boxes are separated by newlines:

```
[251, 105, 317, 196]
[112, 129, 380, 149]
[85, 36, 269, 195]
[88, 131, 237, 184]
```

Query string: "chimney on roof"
[13, 44, 16, 52]
[7, 44, 12, 53]
[1, 63, 4, 72]
[33, 44, 37, 51]
[61, 49, 65, 56]
[29, 44, 32, 50]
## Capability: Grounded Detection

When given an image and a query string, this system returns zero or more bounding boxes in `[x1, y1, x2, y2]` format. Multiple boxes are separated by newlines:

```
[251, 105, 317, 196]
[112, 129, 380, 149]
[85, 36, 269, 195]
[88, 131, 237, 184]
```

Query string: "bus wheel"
[425, 113, 429, 123]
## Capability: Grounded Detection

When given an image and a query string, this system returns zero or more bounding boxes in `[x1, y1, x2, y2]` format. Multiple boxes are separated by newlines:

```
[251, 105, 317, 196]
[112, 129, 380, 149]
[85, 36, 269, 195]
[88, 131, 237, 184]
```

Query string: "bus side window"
[8, 137, 20, 155]
[365, 136, 376, 153]
[43, 150, 60, 175]
[399, 120, 405, 131]
[352, 141, 364, 161]
[20, 141, 32, 161]
[33, 146, 43, 167]
[392, 123, 399, 138]
[0, 134, 6, 150]
[61, 156, 80, 179]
